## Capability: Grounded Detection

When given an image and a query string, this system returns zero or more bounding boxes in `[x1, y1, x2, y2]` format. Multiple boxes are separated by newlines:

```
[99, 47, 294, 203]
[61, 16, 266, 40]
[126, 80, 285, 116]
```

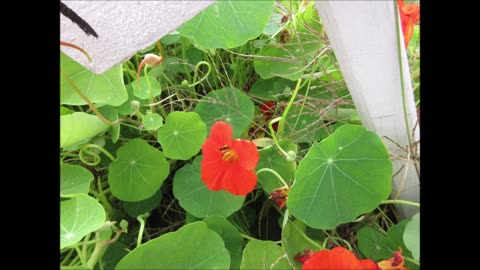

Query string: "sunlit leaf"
[60, 194, 106, 249]
[178, 0, 275, 49]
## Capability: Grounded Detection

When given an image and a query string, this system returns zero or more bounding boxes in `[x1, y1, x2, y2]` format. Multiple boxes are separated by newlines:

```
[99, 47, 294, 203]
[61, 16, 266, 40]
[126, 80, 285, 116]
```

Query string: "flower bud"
[143, 53, 163, 67]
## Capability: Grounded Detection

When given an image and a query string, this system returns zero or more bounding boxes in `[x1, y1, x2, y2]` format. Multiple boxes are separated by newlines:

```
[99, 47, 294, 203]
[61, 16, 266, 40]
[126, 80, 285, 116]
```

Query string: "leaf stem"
[256, 168, 289, 187]
[393, 1, 414, 149]
[136, 212, 150, 247]
[277, 78, 302, 137]
[380, 199, 420, 207]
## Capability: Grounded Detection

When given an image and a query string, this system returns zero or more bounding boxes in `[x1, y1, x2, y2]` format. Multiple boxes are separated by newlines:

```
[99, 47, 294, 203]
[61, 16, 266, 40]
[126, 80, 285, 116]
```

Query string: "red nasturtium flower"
[260, 101, 278, 131]
[302, 247, 379, 270]
[201, 121, 259, 196]
[398, 0, 420, 49]
[377, 248, 409, 270]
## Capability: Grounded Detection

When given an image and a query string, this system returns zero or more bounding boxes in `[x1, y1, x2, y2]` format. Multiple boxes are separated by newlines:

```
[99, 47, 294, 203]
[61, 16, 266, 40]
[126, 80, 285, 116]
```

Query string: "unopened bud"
[143, 53, 163, 67]
[181, 79, 189, 86]
[286, 150, 296, 161]
[130, 100, 141, 111]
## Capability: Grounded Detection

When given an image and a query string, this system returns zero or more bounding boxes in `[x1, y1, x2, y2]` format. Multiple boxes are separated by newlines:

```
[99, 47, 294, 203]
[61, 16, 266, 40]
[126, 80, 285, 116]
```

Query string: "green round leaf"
[281, 219, 322, 269]
[203, 215, 244, 269]
[157, 111, 206, 160]
[194, 87, 254, 138]
[123, 187, 163, 217]
[60, 194, 106, 249]
[254, 2, 324, 81]
[116, 221, 230, 269]
[240, 239, 290, 269]
[108, 139, 170, 202]
[177, 0, 275, 49]
[60, 164, 93, 195]
[60, 52, 127, 106]
[257, 139, 297, 194]
[60, 112, 109, 150]
[142, 112, 164, 131]
[131, 76, 161, 100]
[173, 156, 245, 218]
[287, 124, 393, 229]
[403, 213, 420, 260]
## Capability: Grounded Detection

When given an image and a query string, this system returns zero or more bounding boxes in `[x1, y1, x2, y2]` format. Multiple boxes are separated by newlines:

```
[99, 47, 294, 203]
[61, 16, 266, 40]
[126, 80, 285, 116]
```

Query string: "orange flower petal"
[210, 121, 233, 147]
[231, 139, 259, 171]
[303, 247, 365, 270]
[360, 259, 380, 270]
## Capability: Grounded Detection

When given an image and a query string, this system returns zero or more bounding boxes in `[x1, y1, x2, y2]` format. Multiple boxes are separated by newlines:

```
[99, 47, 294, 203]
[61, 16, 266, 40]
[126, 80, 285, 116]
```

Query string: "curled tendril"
[187, 61, 212, 87]
[79, 144, 115, 166]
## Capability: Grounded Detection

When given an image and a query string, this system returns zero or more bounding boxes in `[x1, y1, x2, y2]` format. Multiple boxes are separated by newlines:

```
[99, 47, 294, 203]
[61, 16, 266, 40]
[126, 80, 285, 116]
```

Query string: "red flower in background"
[302, 247, 379, 270]
[260, 101, 278, 131]
[201, 121, 259, 196]
[398, 0, 420, 49]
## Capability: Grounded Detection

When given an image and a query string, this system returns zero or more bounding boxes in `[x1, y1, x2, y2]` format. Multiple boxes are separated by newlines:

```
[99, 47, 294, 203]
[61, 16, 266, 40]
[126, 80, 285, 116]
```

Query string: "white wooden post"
[60, 0, 216, 74]
[314, 1, 420, 218]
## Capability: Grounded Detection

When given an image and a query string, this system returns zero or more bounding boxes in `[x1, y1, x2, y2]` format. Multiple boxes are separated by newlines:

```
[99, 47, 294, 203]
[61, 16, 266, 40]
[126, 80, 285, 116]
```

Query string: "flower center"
[219, 145, 239, 162]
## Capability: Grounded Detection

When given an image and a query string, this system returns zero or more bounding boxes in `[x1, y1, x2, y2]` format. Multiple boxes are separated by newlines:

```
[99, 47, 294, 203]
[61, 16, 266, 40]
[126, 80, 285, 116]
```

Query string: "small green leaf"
[60, 164, 93, 195]
[287, 125, 393, 229]
[60, 194, 106, 249]
[177, 0, 275, 49]
[108, 139, 170, 202]
[240, 239, 290, 269]
[203, 215, 244, 270]
[257, 139, 297, 194]
[281, 219, 322, 269]
[173, 156, 245, 218]
[194, 87, 254, 138]
[60, 112, 109, 150]
[60, 52, 127, 106]
[116, 222, 230, 269]
[131, 76, 161, 100]
[404, 213, 420, 260]
[142, 112, 163, 131]
[113, 84, 149, 116]
[157, 111, 206, 160]
[123, 187, 163, 217]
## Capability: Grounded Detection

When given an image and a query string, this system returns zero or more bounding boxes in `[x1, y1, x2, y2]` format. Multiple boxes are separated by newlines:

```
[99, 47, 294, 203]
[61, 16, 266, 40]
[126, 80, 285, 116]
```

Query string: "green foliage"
[60, 1, 420, 268]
